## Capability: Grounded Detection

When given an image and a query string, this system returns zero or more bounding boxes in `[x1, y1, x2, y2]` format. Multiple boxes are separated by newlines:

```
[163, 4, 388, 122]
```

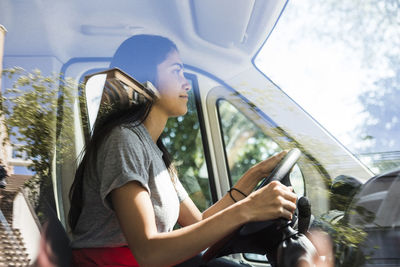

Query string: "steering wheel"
[203, 148, 302, 261]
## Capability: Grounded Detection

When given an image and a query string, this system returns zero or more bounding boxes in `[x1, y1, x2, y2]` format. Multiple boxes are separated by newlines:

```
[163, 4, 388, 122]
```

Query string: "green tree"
[1, 67, 75, 222]
[163, 89, 211, 211]
[217, 99, 281, 184]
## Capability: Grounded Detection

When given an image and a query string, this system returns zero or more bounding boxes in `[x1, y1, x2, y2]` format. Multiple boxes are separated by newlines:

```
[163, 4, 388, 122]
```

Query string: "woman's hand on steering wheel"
[242, 181, 297, 222]
[250, 151, 288, 182]
[235, 151, 289, 195]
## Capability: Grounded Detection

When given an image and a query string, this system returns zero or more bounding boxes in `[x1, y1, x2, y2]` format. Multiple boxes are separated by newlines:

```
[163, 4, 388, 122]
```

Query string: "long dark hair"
[68, 35, 178, 231]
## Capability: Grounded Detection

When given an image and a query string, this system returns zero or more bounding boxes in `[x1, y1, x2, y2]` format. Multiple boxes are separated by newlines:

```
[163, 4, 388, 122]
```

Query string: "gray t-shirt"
[71, 123, 188, 248]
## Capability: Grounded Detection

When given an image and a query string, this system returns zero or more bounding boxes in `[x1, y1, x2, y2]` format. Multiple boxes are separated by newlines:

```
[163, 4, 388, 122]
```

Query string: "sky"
[254, 0, 392, 155]
[256, 37, 370, 151]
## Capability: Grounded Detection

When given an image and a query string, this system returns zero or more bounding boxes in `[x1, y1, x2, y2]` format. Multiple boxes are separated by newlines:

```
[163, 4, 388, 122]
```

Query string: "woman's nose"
[182, 77, 191, 92]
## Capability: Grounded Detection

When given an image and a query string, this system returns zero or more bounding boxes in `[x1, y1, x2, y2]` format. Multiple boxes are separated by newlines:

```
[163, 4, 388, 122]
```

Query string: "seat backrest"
[32, 203, 71, 267]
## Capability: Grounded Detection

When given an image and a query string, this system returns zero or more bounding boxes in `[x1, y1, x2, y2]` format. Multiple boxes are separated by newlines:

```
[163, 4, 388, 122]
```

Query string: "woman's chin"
[170, 108, 188, 118]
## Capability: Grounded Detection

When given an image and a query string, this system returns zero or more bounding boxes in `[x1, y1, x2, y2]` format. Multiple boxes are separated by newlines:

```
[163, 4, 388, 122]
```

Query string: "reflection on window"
[163, 78, 212, 212]
[290, 164, 305, 197]
[12, 148, 24, 159]
[255, 0, 400, 174]
[217, 98, 306, 199]
[217, 99, 306, 263]
[217, 99, 281, 185]
[350, 173, 399, 228]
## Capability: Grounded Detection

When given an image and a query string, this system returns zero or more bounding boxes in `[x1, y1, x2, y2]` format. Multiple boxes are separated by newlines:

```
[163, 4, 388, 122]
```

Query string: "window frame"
[207, 86, 320, 188]
[76, 66, 218, 206]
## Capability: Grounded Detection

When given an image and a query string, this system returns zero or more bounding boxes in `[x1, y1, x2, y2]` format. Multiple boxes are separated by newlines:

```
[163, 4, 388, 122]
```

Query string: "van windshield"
[255, 0, 400, 174]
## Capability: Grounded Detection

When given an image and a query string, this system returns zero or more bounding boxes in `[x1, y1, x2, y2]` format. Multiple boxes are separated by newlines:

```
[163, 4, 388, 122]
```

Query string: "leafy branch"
[1, 67, 77, 221]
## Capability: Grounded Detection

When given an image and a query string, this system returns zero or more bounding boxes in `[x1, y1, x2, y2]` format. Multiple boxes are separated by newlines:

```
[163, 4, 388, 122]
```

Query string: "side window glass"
[163, 77, 212, 212]
[217, 98, 305, 263]
[217, 99, 305, 195]
[81, 71, 213, 212]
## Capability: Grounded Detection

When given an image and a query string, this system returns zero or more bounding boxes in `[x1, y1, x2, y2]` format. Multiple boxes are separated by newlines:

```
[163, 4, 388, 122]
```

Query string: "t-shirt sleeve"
[174, 175, 189, 203]
[98, 127, 150, 210]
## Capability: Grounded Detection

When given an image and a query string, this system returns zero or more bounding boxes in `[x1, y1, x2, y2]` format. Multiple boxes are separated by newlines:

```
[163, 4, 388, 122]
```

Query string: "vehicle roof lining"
[1, 0, 287, 78]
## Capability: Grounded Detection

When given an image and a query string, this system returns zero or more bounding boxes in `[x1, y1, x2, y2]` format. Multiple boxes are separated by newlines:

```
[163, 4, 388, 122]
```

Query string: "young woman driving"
[69, 34, 297, 267]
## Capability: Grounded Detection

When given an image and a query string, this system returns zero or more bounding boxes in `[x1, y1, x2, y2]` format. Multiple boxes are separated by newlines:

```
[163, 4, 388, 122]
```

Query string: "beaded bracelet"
[228, 187, 248, 202]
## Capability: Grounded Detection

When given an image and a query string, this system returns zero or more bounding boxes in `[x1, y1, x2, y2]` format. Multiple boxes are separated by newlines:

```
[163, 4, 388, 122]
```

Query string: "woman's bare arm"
[112, 179, 296, 267]
[176, 165, 263, 227]
[176, 151, 289, 227]
[202, 151, 288, 219]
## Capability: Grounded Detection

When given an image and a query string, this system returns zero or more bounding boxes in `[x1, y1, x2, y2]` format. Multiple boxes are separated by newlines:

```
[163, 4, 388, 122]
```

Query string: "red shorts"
[71, 246, 140, 267]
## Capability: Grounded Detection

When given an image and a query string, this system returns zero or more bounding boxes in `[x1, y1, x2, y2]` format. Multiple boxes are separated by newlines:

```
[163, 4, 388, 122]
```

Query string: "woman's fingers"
[268, 150, 287, 167]
[270, 150, 288, 164]
[247, 181, 298, 221]
[253, 150, 288, 177]
[281, 206, 295, 220]
[282, 196, 297, 212]
[282, 187, 298, 204]
[277, 193, 297, 220]
[269, 181, 297, 203]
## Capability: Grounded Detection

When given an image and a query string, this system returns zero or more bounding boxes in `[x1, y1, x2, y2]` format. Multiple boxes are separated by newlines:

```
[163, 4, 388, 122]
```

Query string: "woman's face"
[154, 50, 191, 117]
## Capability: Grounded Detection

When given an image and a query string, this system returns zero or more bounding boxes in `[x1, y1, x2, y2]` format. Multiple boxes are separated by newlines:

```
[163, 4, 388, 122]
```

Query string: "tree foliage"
[1, 67, 76, 221]
[163, 89, 211, 211]
[217, 99, 281, 184]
